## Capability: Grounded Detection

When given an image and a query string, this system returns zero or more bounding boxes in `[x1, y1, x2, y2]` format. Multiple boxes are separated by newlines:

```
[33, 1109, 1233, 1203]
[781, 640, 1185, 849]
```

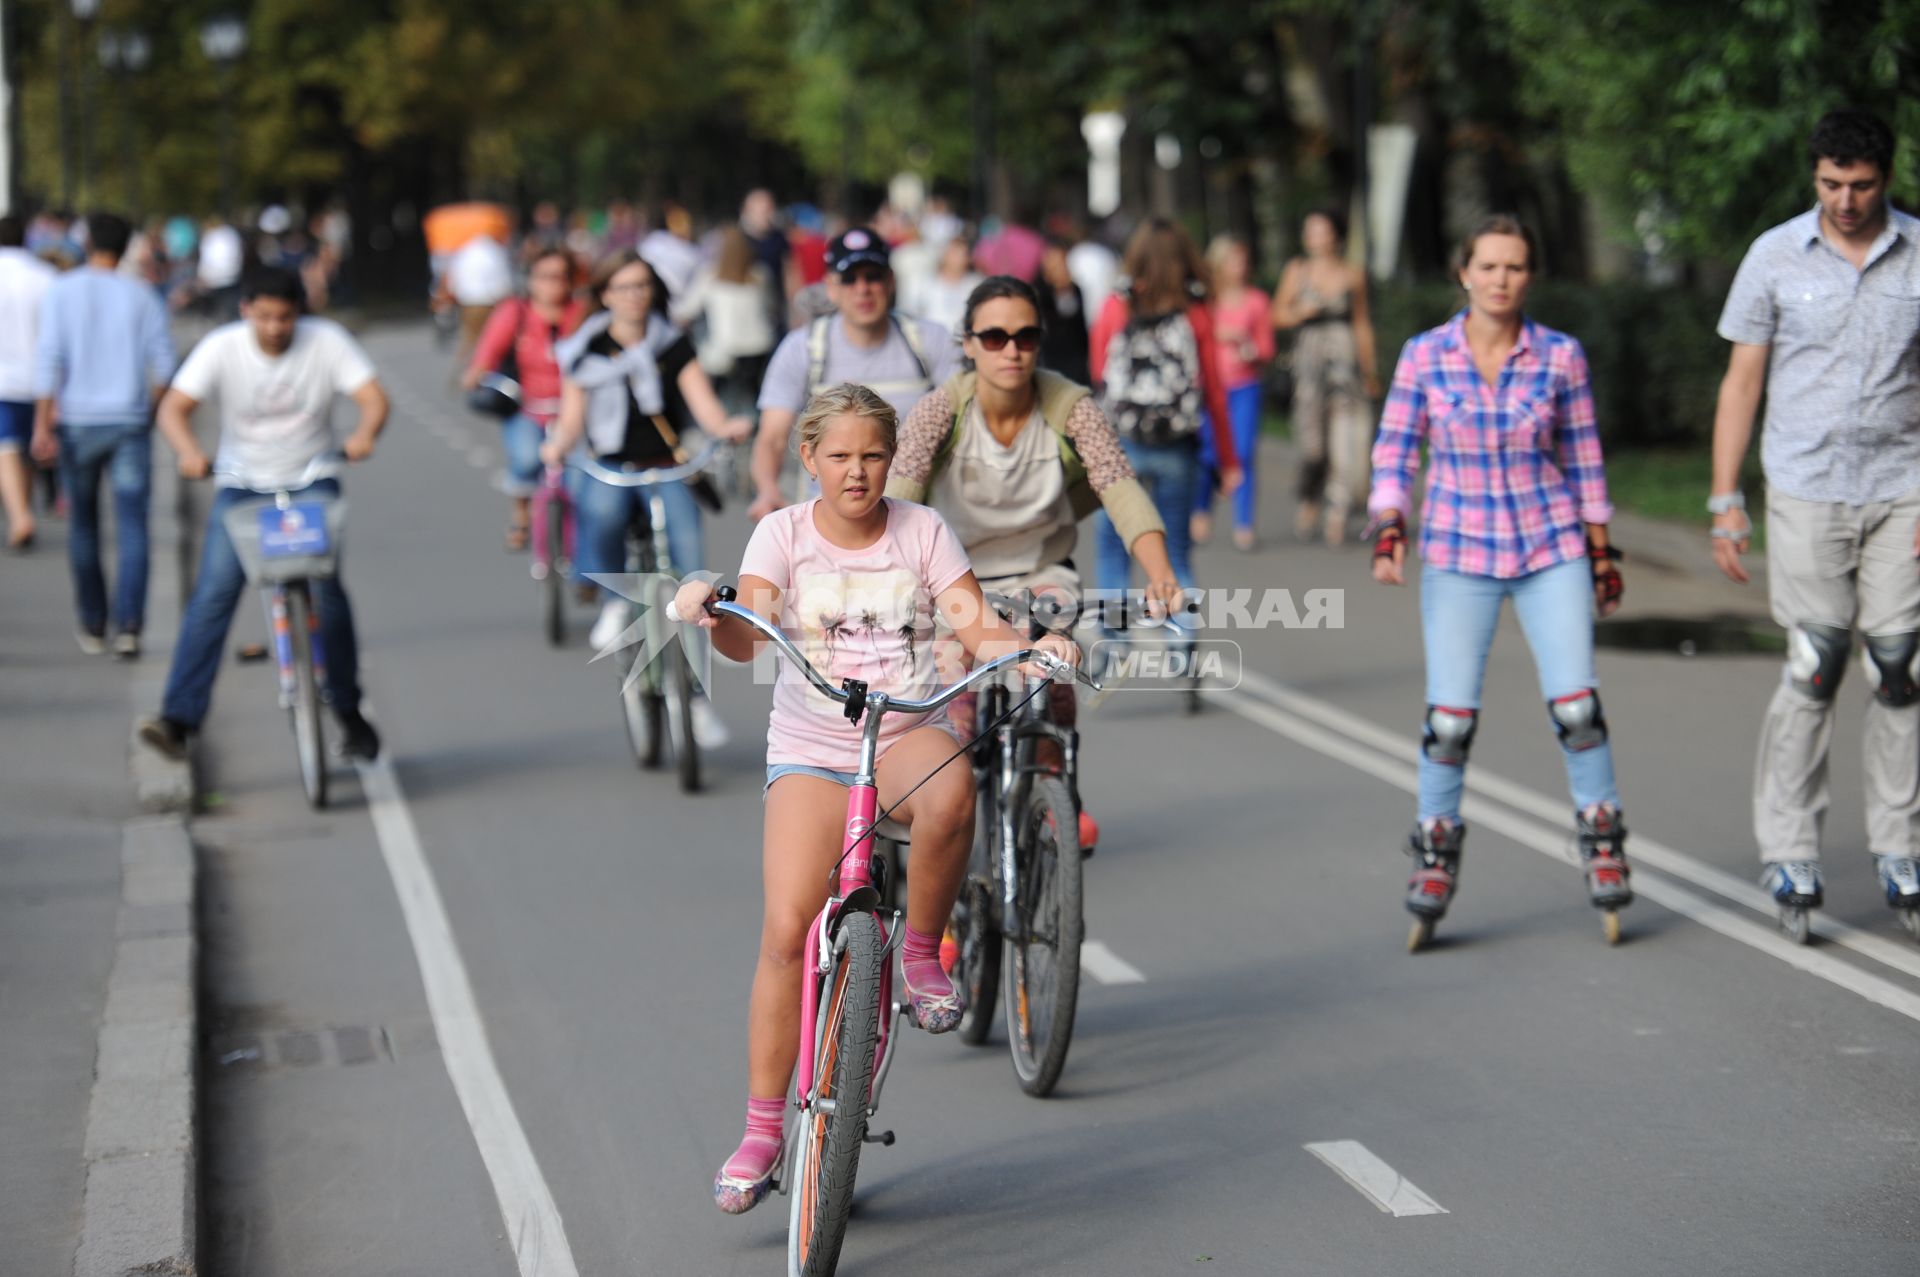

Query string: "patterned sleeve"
[1368, 336, 1427, 517]
[1060, 395, 1136, 492]
[892, 386, 955, 489]
[1554, 340, 1613, 524]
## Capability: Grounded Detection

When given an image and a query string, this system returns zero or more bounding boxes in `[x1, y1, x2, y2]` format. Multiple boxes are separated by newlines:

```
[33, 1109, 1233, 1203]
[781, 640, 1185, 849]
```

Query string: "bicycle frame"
[265, 579, 326, 706]
[528, 465, 574, 577]
[698, 595, 1097, 1127]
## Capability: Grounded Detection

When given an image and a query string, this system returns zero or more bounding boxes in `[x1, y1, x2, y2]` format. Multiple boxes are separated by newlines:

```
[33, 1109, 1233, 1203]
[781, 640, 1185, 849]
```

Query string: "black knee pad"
[1864, 631, 1920, 707]
[1788, 623, 1850, 702]
[1549, 689, 1608, 752]
[1422, 706, 1478, 765]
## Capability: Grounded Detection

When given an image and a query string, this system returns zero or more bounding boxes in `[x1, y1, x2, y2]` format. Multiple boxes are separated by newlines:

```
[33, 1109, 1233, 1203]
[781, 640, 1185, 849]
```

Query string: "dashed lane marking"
[1305, 1140, 1449, 1217]
[1080, 940, 1146, 984]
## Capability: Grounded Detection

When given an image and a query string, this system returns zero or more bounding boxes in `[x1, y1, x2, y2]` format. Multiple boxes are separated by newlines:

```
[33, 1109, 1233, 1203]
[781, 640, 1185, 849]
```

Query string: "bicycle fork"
[266, 584, 327, 708]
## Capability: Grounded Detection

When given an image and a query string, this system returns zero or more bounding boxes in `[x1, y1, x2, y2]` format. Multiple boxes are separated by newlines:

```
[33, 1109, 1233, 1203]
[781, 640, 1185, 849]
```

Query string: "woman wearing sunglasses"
[888, 275, 1182, 853]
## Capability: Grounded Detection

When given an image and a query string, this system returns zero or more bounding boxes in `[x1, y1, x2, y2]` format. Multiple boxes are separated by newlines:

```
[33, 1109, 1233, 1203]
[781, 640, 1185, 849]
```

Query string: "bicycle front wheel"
[542, 496, 566, 647]
[1004, 775, 1083, 1096]
[286, 584, 328, 809]
[618, 637, 664, 769]
[789, 912, 881, 1277]
[955, 776, 1002, 1044]
[668, 629, 700, 792]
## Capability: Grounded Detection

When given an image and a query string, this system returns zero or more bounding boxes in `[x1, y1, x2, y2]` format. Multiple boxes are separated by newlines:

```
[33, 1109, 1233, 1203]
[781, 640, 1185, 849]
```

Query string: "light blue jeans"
[1418, 557, 1618, 821]
[498, 412, 545, 498]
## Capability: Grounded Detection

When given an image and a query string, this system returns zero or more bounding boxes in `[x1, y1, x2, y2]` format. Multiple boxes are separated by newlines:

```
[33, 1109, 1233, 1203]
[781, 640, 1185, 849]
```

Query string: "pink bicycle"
[684, 587, 1095, 1276]
[529, 464, 575, 646]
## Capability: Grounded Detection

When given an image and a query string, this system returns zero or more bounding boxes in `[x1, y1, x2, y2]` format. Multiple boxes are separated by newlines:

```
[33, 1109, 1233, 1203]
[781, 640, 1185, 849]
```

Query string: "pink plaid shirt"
[1369, 313, 1613, 579]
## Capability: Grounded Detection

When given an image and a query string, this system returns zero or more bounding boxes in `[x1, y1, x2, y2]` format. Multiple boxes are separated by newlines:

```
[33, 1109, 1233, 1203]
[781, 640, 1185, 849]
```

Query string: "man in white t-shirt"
[137, 267, 390, 762]
[748, 227, 960, 519]
[446, 233, 515, 369]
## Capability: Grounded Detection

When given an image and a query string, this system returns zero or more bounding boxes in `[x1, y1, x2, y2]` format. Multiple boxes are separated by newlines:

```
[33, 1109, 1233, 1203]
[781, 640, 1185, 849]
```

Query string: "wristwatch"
[1706, 491, 1746, 515]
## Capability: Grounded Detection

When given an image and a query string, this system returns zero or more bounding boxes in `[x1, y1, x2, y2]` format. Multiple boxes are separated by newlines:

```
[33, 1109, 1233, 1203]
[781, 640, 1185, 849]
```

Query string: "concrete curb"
[72, 819, 198, 1277]
[76, 442, 201, 1276]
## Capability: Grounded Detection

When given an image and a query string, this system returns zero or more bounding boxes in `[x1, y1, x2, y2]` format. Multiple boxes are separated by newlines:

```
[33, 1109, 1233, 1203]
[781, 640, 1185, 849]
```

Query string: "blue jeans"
[499, 413, 545, 498]
[1418, 558, 1618, 821]
[160, 479, 362, 731]
[1096, 438, 1198, 640]
[1195, 382, 1263, 532]
[59, 422, 152, 634]
[570, 470, 705, 588]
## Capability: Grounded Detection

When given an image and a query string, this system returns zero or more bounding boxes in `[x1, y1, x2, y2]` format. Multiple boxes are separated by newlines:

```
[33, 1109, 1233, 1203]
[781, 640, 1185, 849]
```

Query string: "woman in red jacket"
[1088, 218, 1241, 639]
[463, 247, 585, 550]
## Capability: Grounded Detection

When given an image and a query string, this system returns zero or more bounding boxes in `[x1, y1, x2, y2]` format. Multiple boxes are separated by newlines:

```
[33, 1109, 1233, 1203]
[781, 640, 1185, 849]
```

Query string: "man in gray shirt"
[1710, 108, 1920, 930]
[747, 227, 960, 519]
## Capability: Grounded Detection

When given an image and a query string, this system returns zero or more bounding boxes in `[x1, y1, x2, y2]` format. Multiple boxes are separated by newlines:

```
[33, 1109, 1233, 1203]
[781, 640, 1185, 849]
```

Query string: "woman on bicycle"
[541, 249, 752, 741]
[1088, 218, 1242, 639]
[462, 247, 584, 551]
[672, 383, 1078, 1215]
[1368, 214, 1631, 944]
[888, 274, 1183, 852]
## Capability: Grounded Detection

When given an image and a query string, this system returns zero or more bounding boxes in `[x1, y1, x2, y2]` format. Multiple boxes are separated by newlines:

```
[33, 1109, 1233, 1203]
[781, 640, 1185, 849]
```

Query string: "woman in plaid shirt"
[1366, 215, 1632, 949]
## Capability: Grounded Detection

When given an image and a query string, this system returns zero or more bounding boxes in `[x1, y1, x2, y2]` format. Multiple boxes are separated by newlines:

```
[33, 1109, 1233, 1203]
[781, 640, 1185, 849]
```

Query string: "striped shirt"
[1717, 207, 1920, 507]
[1369, 312, 1612, 579]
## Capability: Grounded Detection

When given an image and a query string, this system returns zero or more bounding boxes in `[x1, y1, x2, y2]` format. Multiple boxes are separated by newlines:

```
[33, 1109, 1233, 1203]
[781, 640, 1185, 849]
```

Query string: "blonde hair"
[796, 383, 898, 456]
[1205, 233, 1247, 278]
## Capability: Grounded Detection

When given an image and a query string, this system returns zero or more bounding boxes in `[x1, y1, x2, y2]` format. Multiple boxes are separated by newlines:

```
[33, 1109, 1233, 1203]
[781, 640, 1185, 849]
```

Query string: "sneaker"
[76, 628, 106, 655]
[1763, 860, 1824, 908]
[112, 631, 140, 660]
[136, 715, 190, 762]
[336, 710, 382, 761]
[691, 696, 730, 749]
[1874, 854, 1920, 908]
[589, 601, 627, 652]
[1078, 809, 1099, 856]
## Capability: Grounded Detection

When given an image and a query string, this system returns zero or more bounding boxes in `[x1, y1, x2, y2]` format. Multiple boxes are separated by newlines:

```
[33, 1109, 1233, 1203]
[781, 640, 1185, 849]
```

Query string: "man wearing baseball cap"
[748, 226, 961, 519]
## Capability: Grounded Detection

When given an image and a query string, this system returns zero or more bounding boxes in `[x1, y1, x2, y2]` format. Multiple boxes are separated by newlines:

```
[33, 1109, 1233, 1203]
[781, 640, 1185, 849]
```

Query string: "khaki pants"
[1756, 487, 1920, 861]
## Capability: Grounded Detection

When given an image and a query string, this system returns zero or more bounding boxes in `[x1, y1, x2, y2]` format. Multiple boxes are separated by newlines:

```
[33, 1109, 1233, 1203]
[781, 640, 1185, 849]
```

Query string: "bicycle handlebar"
[207, 450, 347, 491]
[677, 588, 1102, 712]
[568, 439, 722, 488]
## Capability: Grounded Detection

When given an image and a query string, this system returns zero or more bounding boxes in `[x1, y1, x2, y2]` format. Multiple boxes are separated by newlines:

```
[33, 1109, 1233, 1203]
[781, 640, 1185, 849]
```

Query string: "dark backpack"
[1100, 308, 1201, 446]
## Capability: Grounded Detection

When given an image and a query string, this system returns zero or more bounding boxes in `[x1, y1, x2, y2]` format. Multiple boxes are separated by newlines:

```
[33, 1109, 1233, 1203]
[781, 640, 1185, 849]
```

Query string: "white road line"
[358, 753, 581, 1277]
[1234, 669, 1920, 984]
[1080, 940, 1146, 984]
[1217, 690, 1920, 1025]
[1304, 1141, 1448, 1217]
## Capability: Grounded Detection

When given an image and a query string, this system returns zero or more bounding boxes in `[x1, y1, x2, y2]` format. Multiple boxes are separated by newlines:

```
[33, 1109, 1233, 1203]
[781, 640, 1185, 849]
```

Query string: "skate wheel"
[1407, 916, 1434, 953]
[1779, 907, 1811, 945]
[1602, 910, 1623, 945]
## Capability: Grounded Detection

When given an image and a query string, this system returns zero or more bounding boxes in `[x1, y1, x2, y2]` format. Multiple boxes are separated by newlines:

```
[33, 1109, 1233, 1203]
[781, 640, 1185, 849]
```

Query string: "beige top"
[929, 401, 1077, 580]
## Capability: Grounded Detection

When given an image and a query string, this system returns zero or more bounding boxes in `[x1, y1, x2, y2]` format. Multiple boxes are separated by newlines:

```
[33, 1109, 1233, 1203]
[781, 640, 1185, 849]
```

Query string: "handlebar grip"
[717, 585, 737, 602]
[665, 600, 683, 623]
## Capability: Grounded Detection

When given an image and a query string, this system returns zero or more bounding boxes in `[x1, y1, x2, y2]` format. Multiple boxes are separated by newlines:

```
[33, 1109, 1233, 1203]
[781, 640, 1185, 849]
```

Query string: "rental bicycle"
[572, 441, 721, 792]
[684, 586, 1096, 1276]
[221, 453, 350, 809]
[948, 590, 1089, 1096]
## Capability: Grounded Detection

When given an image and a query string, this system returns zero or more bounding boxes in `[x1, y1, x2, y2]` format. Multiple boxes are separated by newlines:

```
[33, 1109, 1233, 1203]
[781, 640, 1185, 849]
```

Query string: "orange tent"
[423, 202, 512, 255]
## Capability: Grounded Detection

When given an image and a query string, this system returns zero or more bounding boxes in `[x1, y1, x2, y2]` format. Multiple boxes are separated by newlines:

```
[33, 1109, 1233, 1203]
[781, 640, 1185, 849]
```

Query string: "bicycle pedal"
[863, 1129, 895, 1147]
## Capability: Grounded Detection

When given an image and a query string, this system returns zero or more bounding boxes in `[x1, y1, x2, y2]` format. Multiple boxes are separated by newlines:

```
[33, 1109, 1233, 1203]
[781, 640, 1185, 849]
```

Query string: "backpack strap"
[804, 313, 832, 400]
[892, 312, 932, 381]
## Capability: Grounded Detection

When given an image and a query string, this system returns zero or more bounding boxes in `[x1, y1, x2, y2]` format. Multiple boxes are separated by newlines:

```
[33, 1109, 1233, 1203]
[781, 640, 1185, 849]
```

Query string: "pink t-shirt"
[1210, 288, 1274, 390]
[739, 499, 974, 770]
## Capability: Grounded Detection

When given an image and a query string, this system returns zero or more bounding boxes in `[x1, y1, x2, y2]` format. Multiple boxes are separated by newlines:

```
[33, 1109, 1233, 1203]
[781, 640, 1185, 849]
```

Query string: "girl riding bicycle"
[542, 249, 752, 739]
[672, 382, 1078, 1215]
[460, 246, 584, 551]
[888, 274, 1184, 852]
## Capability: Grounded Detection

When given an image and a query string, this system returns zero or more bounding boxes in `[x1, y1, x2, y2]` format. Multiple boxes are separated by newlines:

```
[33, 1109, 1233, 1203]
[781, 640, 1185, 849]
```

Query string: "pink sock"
[901, 924, 952, 997]
[720, 1095, 786, 1183]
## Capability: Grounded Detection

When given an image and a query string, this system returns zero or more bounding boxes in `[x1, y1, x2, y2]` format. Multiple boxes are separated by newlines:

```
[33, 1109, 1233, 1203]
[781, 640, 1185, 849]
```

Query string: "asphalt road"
[190, 323, 1919, 1276]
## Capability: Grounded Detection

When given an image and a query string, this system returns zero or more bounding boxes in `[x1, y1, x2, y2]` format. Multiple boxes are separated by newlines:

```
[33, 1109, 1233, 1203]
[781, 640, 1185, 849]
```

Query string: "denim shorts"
[0, 401, 32, 452]
[764, 763, 860, 795]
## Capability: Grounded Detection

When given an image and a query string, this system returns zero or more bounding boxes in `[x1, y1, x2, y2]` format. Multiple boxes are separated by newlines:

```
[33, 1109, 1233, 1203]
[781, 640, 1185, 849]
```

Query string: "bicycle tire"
[542, 496, 566, 647]
[618, 638, 665, 769]
[669, 637, 700, 792]
[286, 584, 328, 809]
[954, 878, 1002, 1045]
[788, 911, 881, 1277]
[1004, 775, 1082, 1096]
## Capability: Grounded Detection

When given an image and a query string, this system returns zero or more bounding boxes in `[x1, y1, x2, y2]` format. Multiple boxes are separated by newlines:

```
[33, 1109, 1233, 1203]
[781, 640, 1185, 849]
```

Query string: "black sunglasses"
[967, 326, 1043, 352]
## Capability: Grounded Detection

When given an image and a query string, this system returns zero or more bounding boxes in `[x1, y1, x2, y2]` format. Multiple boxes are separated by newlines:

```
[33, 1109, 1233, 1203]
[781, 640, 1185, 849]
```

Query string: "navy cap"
[827, 227, 890, 275]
